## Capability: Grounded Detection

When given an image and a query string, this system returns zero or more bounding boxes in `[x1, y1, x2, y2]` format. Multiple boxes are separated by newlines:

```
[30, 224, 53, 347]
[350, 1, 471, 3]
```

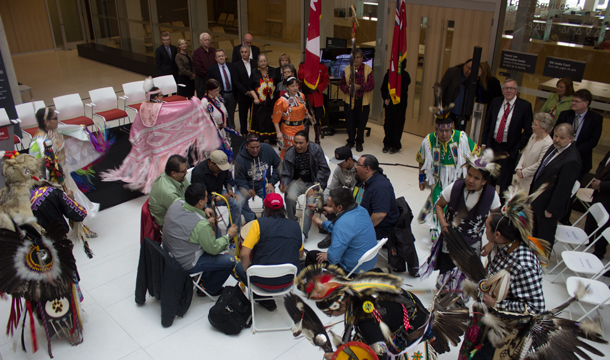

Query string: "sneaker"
[389, 148, 400, 154]
[317, 234, 332, 249]
[319, 227, 328, 235]
[356, 144, 363, 152]
[257, 299, 277, 311]
[382, 147, 390, 153]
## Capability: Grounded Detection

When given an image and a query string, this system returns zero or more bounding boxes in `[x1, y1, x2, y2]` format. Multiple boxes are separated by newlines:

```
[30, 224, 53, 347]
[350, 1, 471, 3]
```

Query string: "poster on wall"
[500, 50, 538, 74]
[543, 56, 586, 82]
[0, 49, 19, 137]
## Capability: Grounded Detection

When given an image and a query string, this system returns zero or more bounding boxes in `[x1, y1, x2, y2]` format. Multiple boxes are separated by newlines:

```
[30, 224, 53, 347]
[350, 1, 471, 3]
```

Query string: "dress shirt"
[493, 96, 517, 142]
[242, 59, 251, 77]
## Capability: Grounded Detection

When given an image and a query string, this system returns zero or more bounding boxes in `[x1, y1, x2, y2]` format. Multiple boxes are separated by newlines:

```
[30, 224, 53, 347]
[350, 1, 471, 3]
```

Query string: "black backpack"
[208, 285, 252, 335]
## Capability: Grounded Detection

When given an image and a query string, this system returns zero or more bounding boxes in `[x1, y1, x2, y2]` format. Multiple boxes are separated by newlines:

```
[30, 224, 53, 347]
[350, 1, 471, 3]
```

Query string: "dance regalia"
[249, 67, 277, 141]
[272, 92, 307, 159]
[416, 130, 479, 242]
[202, 95, 233, 162]
[101, 97, 221, 194]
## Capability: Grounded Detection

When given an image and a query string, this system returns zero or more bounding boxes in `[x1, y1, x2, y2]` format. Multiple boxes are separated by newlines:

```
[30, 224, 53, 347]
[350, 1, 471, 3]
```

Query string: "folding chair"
[246, 264, 297, 333]
[120, 80, 146, 121]
[153, 75, 187, 102]
[347, 238, 388, 277]
[551, 227, 610, 283]
[15, 100, 46, 148]
[88, 87, 129, 128]
[565, 262, 610, 327]
[53, 93, 99, 130]
[190, 272, 218, 301]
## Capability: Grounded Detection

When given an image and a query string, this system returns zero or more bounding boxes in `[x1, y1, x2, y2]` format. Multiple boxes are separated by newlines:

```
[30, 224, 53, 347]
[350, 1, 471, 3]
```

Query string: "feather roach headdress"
[463, 148, 504, 179]
[429, 82, 454, 125]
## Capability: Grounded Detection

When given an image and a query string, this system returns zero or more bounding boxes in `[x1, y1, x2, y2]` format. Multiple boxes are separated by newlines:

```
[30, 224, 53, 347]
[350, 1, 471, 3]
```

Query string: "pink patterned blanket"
[101, 97, 220, 193]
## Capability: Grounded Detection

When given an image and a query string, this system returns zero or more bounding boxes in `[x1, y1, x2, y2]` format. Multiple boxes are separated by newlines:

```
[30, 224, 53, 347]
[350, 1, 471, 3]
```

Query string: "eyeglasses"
[355, 163, 367, 168]
[503, 87, 517, 91]
[572, 99, 584, 103]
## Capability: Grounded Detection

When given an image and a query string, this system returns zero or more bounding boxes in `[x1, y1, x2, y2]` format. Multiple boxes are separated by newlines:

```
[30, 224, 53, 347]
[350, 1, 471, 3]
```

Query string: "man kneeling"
[234, 193, 303, 311]
[162, 183, 238, 296]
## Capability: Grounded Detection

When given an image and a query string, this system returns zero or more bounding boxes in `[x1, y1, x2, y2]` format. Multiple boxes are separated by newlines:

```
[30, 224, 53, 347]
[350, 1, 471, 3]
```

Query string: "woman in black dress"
[249, 53, 279, 141]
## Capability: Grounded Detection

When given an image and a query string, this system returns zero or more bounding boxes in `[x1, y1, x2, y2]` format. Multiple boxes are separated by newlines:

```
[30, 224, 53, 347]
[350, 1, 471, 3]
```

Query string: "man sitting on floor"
[162, 183, 238, 296]
[307, 187, 378, 274]
[234, 193, 303, 311]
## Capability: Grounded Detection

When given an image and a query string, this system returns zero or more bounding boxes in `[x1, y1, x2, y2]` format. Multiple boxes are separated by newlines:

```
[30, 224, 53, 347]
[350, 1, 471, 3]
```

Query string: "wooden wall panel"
[3, 0, 53, 53]
[0, 0, 20, 53]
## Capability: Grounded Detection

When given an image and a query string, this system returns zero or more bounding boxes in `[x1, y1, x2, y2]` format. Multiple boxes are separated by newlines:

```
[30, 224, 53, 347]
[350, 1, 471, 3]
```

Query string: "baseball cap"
[263, 193, 284, 209]
[330, 146, 358, 164]
[210, 150, 231, 171]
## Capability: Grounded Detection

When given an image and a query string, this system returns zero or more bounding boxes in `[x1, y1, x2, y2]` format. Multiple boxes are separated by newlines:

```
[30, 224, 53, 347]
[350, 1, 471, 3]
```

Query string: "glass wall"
[494, 0, 610, 166]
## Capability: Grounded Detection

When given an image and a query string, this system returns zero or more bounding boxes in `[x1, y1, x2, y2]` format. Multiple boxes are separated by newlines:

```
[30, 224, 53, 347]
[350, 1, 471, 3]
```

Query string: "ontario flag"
[304, 0, 321, 90]
[388, 0, 407, 104]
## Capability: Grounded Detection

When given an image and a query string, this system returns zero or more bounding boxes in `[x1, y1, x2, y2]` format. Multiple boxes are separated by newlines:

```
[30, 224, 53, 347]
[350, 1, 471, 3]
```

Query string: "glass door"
[48, 0, 88, 50]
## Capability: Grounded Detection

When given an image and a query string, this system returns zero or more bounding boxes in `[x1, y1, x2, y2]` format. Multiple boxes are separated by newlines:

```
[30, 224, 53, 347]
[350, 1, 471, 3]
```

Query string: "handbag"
[208, 285, 252, 335]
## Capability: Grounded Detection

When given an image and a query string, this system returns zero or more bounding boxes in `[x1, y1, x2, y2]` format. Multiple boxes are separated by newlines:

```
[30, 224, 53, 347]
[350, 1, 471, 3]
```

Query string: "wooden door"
[398, 5, 494, 137]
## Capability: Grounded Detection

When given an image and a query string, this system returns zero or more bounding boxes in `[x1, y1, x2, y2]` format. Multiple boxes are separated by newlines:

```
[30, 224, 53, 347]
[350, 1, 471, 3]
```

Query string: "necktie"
[222, 65, 231, 91]
[496, 103, 511, 143]
[573, 113, 581, 133]
[535, 147, 557, 181]
[166, 46, 171, 57]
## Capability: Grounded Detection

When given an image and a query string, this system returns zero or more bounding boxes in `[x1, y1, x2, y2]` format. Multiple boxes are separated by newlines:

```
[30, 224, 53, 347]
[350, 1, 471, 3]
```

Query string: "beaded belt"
[284, 120, 303, 126]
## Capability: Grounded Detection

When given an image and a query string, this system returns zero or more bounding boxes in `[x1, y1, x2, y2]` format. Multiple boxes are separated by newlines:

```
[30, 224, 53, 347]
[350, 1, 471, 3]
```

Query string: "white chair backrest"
[571, 180, 580, 197]
[15, 102, 38, 129]
[0, 108, 10, 126]
[589, 202, 609, 228]
[122, 81, 146, 105]
[246, 264, 298, 279]
[153, 75, 178, 95]
[185, 167, 193, 183]
[53, 93, 85, 120]
[89, 87, 118, 111]
[33, 100, 45, 113]
[347, 238, 388, 277]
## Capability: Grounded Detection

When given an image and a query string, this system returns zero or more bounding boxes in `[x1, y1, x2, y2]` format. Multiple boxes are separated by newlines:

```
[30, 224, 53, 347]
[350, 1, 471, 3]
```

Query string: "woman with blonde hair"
[512, 112, 554, 190]
[540, 77, 574, 125]
[175, 39, 196, 98]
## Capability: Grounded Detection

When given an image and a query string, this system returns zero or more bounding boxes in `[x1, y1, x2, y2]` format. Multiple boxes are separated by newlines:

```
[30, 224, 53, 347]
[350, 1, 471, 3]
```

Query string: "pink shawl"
[101, 97, 221, 193]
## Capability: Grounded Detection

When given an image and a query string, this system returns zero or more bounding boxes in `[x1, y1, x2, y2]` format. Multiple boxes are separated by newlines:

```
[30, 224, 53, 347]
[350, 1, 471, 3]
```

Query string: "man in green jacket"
[162, 183, 238, 295]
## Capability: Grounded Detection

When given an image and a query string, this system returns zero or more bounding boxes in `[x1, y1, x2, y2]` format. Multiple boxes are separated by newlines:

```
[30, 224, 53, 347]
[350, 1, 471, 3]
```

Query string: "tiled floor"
[1, 50, 609, 360]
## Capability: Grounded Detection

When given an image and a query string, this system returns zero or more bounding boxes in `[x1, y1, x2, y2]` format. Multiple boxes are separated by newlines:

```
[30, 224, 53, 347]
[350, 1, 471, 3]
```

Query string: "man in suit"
[155, 32, 177, 78]
[530, 123, 581, 246]
[193, 32, 216, 99]
[554, 89, 603, 180]
[482, 78, 533, 199]
[234, 46, 257, 136]
[231, 33, 260, 63]
[206, 49, 239, 129]
[585, 149, 610, 259]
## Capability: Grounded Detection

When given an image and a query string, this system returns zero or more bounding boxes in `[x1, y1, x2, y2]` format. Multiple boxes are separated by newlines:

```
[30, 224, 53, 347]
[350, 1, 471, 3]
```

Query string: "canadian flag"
[304, 0, 321, 90]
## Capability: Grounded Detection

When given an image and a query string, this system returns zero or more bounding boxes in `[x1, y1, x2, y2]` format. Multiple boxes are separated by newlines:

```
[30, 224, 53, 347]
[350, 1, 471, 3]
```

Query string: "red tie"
[221, 65, 231, 91]
[496, 103, 511, 143]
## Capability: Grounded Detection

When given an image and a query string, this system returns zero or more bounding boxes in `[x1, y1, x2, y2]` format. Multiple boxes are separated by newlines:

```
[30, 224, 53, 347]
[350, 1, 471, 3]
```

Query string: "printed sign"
[543, 56, 586, 82]
[500, 50, 538, 74]
[0, 127, 10, 141]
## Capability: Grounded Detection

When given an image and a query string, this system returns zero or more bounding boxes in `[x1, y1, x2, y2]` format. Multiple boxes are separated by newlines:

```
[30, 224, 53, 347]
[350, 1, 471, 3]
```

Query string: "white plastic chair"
[570, 180, 581, 198]
[551, 227, 610, 283]
[190, 272, 218, 301]
[552, 202, 609, 262]
[246, 263, 297, 334]
[53, 93, 99, 130]
[15, 100, 46, 143]
[121, 80, 146, 118]
[346, 238, 388, 277]
[565, 263, 610, 324]
[153, 75, 187, 102]
[0, 108, 22, 150]
[88, 87, 129, 128]
[576, 178, 595, 211]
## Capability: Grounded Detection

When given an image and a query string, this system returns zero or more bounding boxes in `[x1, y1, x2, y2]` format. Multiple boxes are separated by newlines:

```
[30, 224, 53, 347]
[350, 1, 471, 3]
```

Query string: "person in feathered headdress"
[416, 83, 481, 243]
[286, 264, 471, 360]
[419, 149, 502, 294]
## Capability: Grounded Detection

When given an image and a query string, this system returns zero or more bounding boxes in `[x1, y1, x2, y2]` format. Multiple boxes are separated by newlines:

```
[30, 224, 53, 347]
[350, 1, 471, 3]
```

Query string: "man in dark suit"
[482, 78, 533, 199]
[234, 46, 257, 136]
[155, 32, 177, 78]
[585, 149, 610, 259]
[554, 89, 603, 180]
[206, 49, 239, 129]
[231, 33, 260, 63]
[530, 123, 581, 246]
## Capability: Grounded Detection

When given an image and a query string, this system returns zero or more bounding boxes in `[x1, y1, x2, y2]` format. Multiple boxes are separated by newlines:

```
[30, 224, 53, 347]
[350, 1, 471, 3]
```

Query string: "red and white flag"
[304, 0, 321, 90]
[388, 0, 407, 104]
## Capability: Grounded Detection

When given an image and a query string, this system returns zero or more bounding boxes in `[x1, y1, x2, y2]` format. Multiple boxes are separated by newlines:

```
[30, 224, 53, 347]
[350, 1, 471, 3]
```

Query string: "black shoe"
[257, 299, 277, 311]
[356, 144, 363, 152]
[317, 234, 332, 249]
[408, 268, 420, 277]
[382, 147, 390, 153]
[319, 227, 328, 235]
[389, 148, 399, 154]
[346, 142, 354, 149]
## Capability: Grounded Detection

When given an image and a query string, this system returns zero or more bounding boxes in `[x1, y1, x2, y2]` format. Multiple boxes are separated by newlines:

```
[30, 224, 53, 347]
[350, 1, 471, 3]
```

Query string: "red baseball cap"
[263, 193, 284, 209]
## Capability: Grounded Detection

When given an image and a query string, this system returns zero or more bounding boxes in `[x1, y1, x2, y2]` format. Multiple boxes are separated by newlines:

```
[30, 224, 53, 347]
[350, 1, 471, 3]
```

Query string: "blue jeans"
[187, 253, 236, 293]
[238, 185, 265, 223]
[213, 189, 242, 237]
[285, 179, 315, 238]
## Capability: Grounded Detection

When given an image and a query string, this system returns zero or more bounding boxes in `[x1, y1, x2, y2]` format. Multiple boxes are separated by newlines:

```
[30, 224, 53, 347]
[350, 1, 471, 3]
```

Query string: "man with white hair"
[232, 33, 260, 63]
[193, 32, 216, 99]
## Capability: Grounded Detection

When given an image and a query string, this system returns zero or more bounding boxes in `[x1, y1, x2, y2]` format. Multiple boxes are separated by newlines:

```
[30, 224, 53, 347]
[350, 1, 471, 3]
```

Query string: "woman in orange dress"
[273, 77, 311, 158]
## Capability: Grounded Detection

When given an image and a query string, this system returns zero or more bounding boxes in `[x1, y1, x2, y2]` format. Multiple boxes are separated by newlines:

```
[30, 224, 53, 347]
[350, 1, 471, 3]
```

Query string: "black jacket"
[280, 142, 330, 189]
[135, 238, 193, 327]
[440, 65, 465, 108]
[530, 144, 581, 218]
[380, 70, 411, 111]
[555, 109, 603, 175]
[476, 77, 502, 107]
[191, 159, 233, 205]
[482, 96, 533, 159]
[386, 197, 419, 274]
[591, 150, 610, 205]
[232, 44, 261, 63]
[234, 58, 257, 102]
[205, 62, 241, 96]
[155, 45, 178, 76]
